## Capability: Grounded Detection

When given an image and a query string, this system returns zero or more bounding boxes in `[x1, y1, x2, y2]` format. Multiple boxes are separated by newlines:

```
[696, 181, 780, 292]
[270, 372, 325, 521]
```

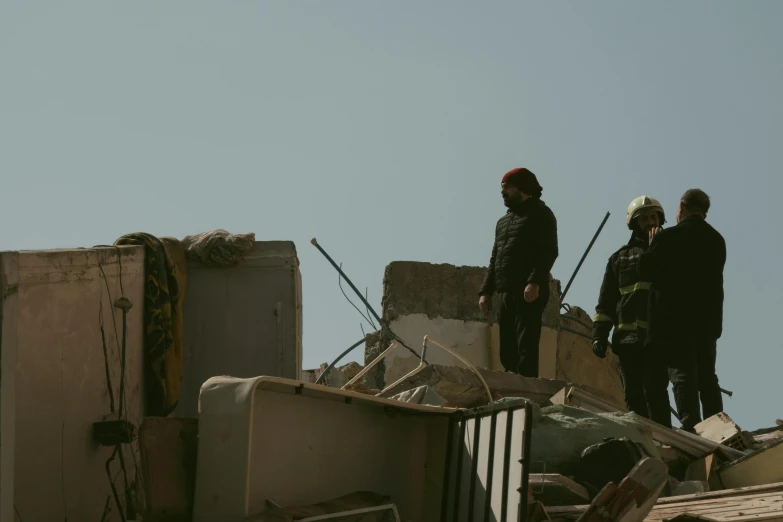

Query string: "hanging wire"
[338, 263, 375, 327]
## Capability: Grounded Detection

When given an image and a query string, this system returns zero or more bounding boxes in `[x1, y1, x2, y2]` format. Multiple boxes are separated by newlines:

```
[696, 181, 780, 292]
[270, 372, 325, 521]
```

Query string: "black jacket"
[639, 215, 726, 344]
[480, 198, 558, 295]
[592, 234, 651, 354]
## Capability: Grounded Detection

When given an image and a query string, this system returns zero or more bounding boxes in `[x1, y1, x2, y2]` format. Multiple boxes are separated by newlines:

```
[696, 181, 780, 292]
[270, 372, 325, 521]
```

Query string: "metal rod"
[375, 365, 427, 397]
[561, 211, 610, 303]
[376, 336, 431, 396]
[453, 419, 468, 522]
[500, 408, 514, 522]
[519, 403, 533, 522]
[341, 342, 397, 390]
[440, 418, 456, 522]
[311, 238, 423, 361]
[314, 338, 366, 385]
[483, 412, 499, 522]
[468, 414, 482, 522]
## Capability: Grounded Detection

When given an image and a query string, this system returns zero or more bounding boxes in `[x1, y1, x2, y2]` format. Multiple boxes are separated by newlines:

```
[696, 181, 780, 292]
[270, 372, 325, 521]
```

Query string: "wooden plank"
[546, 484, 783, 521]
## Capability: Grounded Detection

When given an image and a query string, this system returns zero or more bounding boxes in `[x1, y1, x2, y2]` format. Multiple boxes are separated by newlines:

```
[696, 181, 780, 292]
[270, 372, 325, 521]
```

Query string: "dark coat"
[592, 234, 651, 354]
[639, 215, 726, 344]
[480, 198, 559, 295]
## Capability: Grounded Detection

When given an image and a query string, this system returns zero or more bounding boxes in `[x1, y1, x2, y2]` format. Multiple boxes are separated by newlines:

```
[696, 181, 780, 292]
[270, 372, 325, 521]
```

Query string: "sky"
[2, 1, 781, 430]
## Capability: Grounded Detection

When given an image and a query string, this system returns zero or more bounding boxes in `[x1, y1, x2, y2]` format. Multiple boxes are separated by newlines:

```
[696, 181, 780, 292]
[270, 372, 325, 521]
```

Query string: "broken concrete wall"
[0, 247, 145, 522]
[366, 261, 624, 409]
[556, 306, 625, 408]
[365, 261, 560, 388]
[176, 241, 303, 418]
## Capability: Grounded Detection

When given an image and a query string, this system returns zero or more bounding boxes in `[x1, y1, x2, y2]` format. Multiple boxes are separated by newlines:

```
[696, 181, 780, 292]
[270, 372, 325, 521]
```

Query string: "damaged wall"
[176, 241, 303, 418]
[0, 247, 145, 522]
[364, 262, 521, 388]
[365, 261, 624, 408]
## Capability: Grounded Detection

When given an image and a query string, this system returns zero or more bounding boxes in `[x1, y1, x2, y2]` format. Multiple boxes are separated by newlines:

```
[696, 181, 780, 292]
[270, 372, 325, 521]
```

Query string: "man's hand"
[648, 226, 662, 245]
[478, 295, 491, 318]
[592, 340, 608, 359]
[524, 283, 539, 303]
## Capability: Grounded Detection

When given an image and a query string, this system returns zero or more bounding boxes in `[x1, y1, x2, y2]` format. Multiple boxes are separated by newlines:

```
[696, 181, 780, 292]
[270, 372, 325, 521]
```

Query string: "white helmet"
[626, 195, 666, 229]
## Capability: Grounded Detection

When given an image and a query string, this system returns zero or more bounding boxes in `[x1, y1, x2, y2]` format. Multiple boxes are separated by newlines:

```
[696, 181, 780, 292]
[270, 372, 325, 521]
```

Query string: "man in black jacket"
[640, 188, 726, 432]
[591, 196, 673, 428]
[479, 168, 559, 377]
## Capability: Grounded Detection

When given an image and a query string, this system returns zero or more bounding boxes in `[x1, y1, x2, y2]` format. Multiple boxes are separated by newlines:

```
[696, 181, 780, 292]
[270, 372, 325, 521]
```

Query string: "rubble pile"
[298, 355, 783, 520]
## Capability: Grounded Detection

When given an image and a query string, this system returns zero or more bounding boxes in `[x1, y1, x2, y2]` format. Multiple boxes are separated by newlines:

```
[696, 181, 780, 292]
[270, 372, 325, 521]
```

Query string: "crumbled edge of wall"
[363, 330, 386, 390]
[364, 261, 564, 389]
[380, 260, 562, 327]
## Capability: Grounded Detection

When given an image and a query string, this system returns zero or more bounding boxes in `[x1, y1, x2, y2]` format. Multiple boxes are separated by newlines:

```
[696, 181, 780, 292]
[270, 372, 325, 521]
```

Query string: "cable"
[338, 264, 375, 327]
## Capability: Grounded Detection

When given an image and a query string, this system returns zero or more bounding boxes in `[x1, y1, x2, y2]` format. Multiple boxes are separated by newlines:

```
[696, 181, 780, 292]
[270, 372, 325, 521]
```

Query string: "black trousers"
[498, 289, 549, 378]
[616, 348, 673, 429]
[669, 336, 723, 432]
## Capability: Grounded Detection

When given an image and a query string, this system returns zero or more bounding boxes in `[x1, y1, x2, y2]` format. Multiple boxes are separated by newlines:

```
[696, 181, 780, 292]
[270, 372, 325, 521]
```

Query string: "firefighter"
[640, 188, 726, 433]
[478, 168, 559, 378]
[591, 196, 673, 428]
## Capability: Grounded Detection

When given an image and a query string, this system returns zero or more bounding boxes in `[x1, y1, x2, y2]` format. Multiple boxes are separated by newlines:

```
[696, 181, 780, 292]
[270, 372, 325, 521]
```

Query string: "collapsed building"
[0, 234, 781, 522]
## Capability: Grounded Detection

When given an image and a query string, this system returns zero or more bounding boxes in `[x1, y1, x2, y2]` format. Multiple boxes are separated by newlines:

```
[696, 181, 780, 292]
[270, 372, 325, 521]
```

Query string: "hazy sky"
[3, 2, 781, 430]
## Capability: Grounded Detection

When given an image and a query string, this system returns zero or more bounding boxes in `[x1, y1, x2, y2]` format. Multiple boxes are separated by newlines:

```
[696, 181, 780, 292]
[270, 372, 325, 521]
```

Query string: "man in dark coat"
[591, 195, 673, 428]
[478, 168, 559, 377]
[640, 188, 726, 432]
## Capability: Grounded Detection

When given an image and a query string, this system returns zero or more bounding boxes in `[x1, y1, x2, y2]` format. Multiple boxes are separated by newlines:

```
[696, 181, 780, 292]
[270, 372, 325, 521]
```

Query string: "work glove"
[592, 340, 608, 359]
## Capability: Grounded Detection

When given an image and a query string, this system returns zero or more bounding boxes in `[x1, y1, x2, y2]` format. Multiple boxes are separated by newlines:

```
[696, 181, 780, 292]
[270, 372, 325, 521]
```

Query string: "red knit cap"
[502, 168, 543, 198]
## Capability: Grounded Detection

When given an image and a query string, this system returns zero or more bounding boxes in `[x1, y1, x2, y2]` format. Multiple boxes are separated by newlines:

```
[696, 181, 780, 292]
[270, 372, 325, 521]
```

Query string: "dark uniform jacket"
[592, 234, 651, 354]
[479, 198, 559, 295]
[639, 215, 726, 345]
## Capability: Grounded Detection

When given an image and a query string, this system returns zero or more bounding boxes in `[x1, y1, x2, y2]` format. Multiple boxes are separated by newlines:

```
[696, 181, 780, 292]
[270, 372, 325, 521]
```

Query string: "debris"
[316, 361, 364, 389]
[550, 386, 746, 461]
[658, 445, 693, 482]
[528, 501, 553, 522]
[381, 363, 618, 409]
[717, 439, 783, 489]
[531, 406, 660, 477]
[684, 453, 722, 490]
[574, 438, 652, 497]
[671, 480, 709, 496]
[388, 385, 446, 406]
[575, 457, 668, 522]
[530, 474, 591, 506]
[744, 422, 783, 448]
[694, 413, 751, 451]
[550, 385, 624, 414]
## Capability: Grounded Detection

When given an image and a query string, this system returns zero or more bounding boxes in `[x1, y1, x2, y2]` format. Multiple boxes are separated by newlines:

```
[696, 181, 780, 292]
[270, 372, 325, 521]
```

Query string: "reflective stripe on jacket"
[592, 234, 652, 353]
